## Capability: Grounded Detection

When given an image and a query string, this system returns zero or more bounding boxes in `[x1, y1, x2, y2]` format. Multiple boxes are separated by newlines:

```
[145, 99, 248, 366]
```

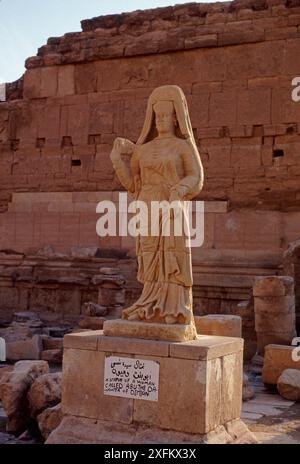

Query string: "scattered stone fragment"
[41, 349, 63, 364]
[83, 302, 108, 317]
[277, 369, 300, 401]
[27, 372, 62, 418]
[37, 403, 63, 440]
[70, 246, 100, 258]
[0, 361, 49, 433]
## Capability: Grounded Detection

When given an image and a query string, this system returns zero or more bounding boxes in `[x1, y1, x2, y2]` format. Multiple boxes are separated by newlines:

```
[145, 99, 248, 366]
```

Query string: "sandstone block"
[253, 276, 295, 297]
[195, 315, 242, 338]
[243, 385, 255, 402]
[277, 369, 300, 401]
[255, 310, 295, 332]
[64, 331, 100, 350]
[0, 361, 49, 433]
[40, 67, 58, 98]
[262, 344, 300, 385]
[6, 334, 43, 361]
[42, 337, 63, 351]
[41, 349, 63, 364]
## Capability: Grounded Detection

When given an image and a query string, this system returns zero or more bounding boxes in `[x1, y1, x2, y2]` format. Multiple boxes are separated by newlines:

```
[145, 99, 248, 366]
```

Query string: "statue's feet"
[165, 315, 177, 325]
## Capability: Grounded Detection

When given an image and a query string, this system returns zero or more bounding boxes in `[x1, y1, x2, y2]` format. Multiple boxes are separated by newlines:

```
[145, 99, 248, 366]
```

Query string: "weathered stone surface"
[46, 416, 256, 444]
[64, 331, 100, 350]
[0, 365, 14, 399]
[2, 0, 300, 362]
[62, 348, 134, 424]
[27, 372, 62, 417]
[103, 319, 197, 342]
[41, 349, 63, 364]
[243, 385, 255, 402]
[99, 267, 121, 275]
[253, 276, 296, 355]
[253, 276, 295, 297]
[43, 327, 71, 338]
[79, 317, 105, 330]
[37, 403, 63, 440]
[195, 315, 242, 338]
[98, 287, 126, 306]
[242, 372, 255, 401]
[14, 312, 41, 324]
[277, 369, 300, 401]
[0, 360, 49, 433]
[6, 334, 43, 361]
[42, 336, 63, 351]
[70, 246, 100, 258]
[263, 344, 300, 385]
[82, 302, 108, 317]
[0, 322, 32, 342]
[60, 332, 244, 438]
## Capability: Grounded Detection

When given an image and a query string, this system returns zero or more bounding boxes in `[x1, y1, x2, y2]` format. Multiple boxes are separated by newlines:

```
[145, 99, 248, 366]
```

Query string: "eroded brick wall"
[1, 0, 300, 354]
[0, 0, 299, 208]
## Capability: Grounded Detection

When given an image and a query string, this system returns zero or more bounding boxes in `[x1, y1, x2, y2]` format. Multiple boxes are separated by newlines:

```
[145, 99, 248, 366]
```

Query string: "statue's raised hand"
[110, 138, 135, 163]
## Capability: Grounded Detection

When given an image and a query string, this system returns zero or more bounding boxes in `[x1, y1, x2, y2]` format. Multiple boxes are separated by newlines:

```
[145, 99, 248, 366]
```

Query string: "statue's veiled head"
[137, 85, 195, 146]
[153, 100, 177, 136]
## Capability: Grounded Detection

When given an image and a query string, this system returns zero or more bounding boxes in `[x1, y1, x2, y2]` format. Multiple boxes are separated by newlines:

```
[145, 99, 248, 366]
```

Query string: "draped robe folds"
[116, 137, 202, 325]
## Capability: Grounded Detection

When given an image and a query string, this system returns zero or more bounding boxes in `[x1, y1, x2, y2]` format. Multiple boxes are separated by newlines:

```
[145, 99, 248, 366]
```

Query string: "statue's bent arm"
[111, 143, 140, 195]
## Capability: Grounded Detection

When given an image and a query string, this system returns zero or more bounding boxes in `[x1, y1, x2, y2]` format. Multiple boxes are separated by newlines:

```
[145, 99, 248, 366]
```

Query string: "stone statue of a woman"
[110, 85, 204, 326]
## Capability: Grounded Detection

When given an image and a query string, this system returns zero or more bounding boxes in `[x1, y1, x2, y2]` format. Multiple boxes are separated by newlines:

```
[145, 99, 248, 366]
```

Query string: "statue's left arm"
[172, 139, 204, 201]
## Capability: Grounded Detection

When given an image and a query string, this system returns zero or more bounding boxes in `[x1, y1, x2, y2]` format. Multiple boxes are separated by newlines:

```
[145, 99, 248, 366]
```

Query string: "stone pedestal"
[253, 276, 296, 355]
[47, 330, 256, 444]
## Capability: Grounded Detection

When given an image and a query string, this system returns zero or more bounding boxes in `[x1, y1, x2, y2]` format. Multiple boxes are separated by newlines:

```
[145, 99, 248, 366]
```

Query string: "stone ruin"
[0, 0, 300, 444]
[0, 0, 300, 359]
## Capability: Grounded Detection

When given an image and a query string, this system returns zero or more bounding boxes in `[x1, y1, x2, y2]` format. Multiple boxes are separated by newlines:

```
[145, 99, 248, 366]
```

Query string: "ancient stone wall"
[1, 0, 300, 354]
